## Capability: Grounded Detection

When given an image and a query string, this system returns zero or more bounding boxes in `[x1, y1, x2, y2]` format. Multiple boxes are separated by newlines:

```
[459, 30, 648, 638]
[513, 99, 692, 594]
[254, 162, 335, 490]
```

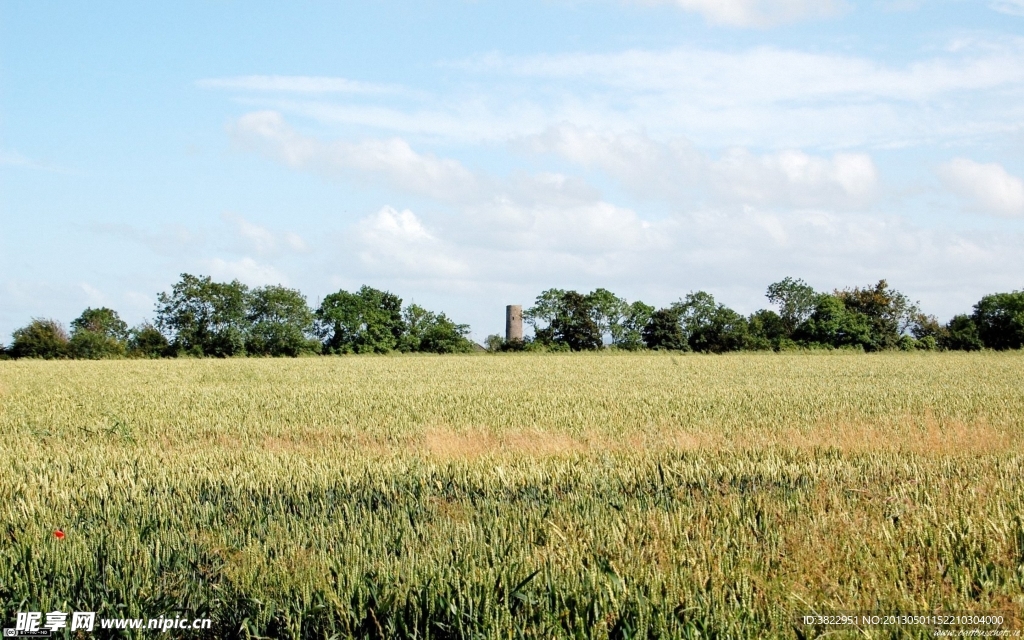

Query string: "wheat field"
[1, 353, 1023, 638]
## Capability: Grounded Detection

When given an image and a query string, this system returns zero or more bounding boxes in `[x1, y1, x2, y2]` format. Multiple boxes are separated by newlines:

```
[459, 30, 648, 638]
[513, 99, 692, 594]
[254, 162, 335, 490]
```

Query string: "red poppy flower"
[54, 530, 65, 540]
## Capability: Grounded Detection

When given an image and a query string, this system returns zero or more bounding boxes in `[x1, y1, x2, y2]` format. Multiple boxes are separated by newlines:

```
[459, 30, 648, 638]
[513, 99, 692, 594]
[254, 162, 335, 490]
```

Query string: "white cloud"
[283, 232, 308, 252]
[633, 0, 847, 27]
[938, 158, 1024, 217]
[79, 283, 106, 306]
[268, 43, 1024, 150]
[206, 257, 288, 286]
[197, 75, 399, 94]
[711, 148, 878, 208]
[91, 223, 205, 256]
[990, 0, 1024, 16]
[522, 124, 879, 208]
[231, 111, 481, 202]
[356, 206, 467, 277]
[221, 212, 309, 255]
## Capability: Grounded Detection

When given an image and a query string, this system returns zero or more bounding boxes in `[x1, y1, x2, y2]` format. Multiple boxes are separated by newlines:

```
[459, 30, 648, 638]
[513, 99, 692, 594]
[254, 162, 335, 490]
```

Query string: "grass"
[1, 352, 1022, 638]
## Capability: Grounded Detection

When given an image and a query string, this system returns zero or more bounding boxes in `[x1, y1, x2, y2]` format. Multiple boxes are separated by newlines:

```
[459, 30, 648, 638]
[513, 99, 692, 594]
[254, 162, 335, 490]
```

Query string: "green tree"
[834, 280, 918, 351]
[315, 286, 405, 354]
[971, 291, 1024, 350]
[419, 313, 474, 354]
[155, 274, 250, 357]
[941, 314, 984, 351]
[613, 301, 654, 350]
[71, 307, 129, 340]
[9, 319, 71, 359]
[642, 308, 689, 351]
[245, 285, 319, 357]
[128, 322, 170, 358]
[69, 307, 128, 359]
[523, 288, 567, 346]
[484, 334, 505, 352]
[525, 288, 649, 351]
[549, 291, 603, 351]
[908, 312, 944, 351]
[399, 304, 474, 354]
[747, 309, 787, 350]
[795, 295, 872, 349]
[586, 288, 627, 343]
[672, 291, 749, 353]
[766, 277, 818, 336]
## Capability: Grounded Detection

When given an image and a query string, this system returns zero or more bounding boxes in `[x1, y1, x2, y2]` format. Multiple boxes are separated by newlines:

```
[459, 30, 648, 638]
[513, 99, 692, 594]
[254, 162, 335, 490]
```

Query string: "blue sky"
[3, 0, 1024, 342]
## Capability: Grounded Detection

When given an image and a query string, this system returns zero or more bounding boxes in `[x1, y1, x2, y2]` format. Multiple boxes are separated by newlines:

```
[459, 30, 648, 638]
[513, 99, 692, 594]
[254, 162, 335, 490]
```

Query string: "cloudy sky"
[2, 1, 1024, 341]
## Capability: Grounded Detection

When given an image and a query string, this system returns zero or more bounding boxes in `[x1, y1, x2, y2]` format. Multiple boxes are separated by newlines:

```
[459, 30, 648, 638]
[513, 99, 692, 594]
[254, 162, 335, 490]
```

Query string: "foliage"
[612, 300, 654, 350]
[155, 274, 250, 357]
[941, 314, 984, 352]
[399, 304, 474, 353]
[9, 319, 70, 359]
[526, 289, 652, 351]
[671, 291, 749, 353]
[2, 355, 1024, 638]
[9, 276, 1024, 359]
[548, 291, 603, 351]
[795, 294, 873, 349]
[641, 307, 688, 350]
[68, 307, 129, 359]
[484, 334, 505, 352]
[765, 277, 817, 335]
[315, 286, 405, 354]
[69, 329, 126, 359]
[246, 285, 319, 357]
[972, 290, 1024, 350]
[833, 279, 918, 351]
[70, 307, 129, 340]
[746, 309, 787, 350]
[525, 289, 603, 351]
[128, 323, 170, 358]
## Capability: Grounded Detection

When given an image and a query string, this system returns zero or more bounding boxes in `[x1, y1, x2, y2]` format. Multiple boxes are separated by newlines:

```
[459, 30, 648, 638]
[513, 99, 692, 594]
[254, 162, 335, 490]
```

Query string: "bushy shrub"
[972, 291, 1024, 350]
[941, 314, 983, 351]
[642, 308, 688, 351]
[69, 307, 129, 359]
[10, 319, 71, 359]
[316, 286, 404, 354]
[128, 323, 170, 358]
[246, 285, 319, 357]
[156, 274, 249, 357]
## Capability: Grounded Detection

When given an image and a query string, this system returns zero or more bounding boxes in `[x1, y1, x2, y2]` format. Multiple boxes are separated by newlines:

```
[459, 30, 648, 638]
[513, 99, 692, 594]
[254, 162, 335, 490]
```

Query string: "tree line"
[487, 277, 1024, 353]
[2, 274, 1023, 359]
[1, 274, 475, 359]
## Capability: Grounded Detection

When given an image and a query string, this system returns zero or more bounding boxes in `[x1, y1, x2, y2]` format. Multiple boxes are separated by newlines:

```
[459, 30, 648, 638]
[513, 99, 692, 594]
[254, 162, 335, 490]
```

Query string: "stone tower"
[505, 305, 523, 342]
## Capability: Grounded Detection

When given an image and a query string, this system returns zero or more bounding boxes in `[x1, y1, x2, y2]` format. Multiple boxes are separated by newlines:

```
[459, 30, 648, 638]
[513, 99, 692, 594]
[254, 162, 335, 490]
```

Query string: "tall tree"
[523, 288, 567, 346]
[315, 285, 405, 354]
[613, 301, 655, 350]
[525, 289, 603, 350]
[941, 314, 983, 351]
[398, 304, 473, 353]
[833, 280, 918, 351]
[642, 307, 688, 351]
[587, 288, 627, 343]
[747, 309, 787, 350]
[671, 291, 749, 353]
[69, 307, 129, 359]
[128, 322, 170, 358]
[795, 294, 873, 349]
[246, 285, 319, 357]
[155, 274, 249, 357]
[766, 277, 818, 336]
[972, 291, 1024, 350]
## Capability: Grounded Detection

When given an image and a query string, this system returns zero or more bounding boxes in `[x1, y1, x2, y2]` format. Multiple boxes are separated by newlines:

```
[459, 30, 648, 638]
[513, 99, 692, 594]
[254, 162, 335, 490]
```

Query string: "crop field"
[1, 353, 1023, 638]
